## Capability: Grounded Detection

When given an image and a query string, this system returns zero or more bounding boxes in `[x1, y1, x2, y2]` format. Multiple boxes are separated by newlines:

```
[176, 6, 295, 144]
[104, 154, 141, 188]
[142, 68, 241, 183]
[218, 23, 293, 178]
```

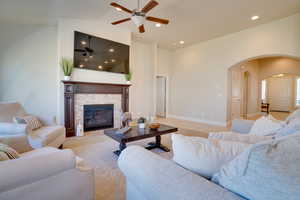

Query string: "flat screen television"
[74, 31, 130, 74]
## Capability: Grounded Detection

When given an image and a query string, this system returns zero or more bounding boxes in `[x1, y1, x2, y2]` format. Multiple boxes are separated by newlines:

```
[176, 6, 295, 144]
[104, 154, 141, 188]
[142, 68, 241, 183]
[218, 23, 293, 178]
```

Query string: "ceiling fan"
[110, 0, 169, 33]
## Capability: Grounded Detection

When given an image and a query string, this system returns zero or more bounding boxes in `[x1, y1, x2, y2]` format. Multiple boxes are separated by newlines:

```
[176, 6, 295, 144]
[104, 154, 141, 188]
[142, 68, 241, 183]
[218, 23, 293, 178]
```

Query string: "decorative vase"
[76, 123, 84, 137]
[138, 123, 145, 129]
[64, 76, 71, 81]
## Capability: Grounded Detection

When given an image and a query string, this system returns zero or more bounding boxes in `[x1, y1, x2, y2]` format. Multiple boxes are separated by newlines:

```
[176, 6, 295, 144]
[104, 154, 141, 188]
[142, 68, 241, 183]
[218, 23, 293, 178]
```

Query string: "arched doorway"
[227, 55, 300, 122]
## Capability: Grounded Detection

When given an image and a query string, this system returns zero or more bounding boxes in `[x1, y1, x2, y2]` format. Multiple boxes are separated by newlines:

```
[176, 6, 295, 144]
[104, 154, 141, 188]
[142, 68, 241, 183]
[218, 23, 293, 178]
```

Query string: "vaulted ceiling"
[1, 0, 300, 49]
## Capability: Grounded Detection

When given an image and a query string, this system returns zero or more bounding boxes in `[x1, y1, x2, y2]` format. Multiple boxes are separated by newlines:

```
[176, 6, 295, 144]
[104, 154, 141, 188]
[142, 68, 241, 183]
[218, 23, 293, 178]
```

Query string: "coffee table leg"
[146, 135, 170, 152]
[114, 142, 127, 156]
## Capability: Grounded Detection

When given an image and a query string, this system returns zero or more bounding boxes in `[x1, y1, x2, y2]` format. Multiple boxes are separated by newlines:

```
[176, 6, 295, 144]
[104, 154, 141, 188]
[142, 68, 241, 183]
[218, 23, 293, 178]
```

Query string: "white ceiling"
[1, 0, 300, 49]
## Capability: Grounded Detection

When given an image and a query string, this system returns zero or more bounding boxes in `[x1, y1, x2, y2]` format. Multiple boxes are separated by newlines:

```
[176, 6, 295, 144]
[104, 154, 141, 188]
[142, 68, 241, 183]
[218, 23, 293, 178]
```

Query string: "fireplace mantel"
[62, 81, 131, 137]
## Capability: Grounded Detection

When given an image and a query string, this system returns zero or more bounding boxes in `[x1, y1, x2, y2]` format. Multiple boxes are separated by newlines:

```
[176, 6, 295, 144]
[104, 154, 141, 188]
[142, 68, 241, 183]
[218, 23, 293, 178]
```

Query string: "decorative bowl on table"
[149, 123, 160, 130]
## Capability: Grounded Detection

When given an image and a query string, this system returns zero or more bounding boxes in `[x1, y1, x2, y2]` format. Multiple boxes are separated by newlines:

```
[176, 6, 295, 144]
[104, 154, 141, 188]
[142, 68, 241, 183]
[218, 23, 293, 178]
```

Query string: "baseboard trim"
[167, 114, 227, 127]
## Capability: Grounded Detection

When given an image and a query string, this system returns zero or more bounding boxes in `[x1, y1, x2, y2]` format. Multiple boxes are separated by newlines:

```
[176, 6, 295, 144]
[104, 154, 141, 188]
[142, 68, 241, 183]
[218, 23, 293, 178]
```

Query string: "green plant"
[137, 117, 146, 124]
[60, 57, 73, 76]
[125, 71, 132, 81]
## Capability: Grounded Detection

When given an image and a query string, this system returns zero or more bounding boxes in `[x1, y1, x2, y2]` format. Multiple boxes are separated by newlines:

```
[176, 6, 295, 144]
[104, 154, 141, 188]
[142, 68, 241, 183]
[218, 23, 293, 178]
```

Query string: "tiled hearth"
[74, 94, 122, 132]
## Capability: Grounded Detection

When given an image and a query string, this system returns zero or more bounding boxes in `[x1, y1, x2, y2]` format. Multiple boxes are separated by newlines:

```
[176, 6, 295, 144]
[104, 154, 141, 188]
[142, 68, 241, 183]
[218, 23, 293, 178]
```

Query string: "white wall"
[130, 41, 156, 118]
[0, 23, 58, 125]
[169, 13, 300, 125]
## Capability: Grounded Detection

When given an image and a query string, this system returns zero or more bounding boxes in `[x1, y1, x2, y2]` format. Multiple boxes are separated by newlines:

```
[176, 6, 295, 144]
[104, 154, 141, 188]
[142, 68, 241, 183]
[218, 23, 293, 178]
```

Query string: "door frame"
[155, 75, 168, 118]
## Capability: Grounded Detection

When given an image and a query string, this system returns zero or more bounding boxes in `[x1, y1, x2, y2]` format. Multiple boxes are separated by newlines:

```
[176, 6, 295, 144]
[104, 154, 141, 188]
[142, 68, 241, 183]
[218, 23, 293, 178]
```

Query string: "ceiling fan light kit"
[110, 0, 169, 33]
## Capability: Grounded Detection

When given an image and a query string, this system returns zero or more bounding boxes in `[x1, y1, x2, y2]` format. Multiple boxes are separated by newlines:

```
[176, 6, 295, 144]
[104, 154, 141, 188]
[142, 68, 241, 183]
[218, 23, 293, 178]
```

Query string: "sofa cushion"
[28, 126, 65, 148]
[0, 143, 20, 161]
[249, 115, 284, 136]
[213, 134, 300, 200]
[172, 134, 250, 178]
[21, 146, 60, 158]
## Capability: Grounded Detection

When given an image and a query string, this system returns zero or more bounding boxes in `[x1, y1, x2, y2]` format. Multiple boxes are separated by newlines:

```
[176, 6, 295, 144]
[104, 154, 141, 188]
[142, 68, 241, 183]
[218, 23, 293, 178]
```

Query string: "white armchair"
[0, 102, 65, 149]
[0, 147, 94, 200]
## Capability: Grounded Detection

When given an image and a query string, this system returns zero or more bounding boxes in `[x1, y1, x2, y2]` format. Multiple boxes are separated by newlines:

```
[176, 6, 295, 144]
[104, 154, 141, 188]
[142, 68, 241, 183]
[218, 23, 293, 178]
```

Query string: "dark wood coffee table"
[104, 124, 178, 156]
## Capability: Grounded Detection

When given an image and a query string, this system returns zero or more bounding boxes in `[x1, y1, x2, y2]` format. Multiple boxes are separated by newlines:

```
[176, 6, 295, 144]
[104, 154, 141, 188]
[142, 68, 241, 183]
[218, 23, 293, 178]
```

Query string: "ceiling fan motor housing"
[131, 11, 145, 26]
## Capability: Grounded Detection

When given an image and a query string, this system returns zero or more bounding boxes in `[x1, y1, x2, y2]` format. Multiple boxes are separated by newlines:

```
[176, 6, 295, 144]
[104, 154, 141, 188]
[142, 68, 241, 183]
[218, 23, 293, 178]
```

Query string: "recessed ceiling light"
[84, 58, 88, 62]
[104, 61, 109, 64]
[89, 55, 93, 58]
[179, 41, 185, 44]
[251, 15, 260, 21]
[79, 64, 84, 68]
[155, 23, 161, 27]
[116, 7, 122, 11]
[109, 48, 115, 52]
[111, 59, 116, 62]
[98, 65, 103, 69]
[81, 41, 87, 45]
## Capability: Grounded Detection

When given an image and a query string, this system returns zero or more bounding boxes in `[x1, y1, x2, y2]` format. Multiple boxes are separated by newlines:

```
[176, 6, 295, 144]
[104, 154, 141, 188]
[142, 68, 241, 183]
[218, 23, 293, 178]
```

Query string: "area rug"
[63, 128, 208, 200]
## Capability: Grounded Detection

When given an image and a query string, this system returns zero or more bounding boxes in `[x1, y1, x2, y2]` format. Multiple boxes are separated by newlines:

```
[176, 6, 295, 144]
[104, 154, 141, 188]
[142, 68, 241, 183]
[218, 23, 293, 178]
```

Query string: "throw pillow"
[19, 115, 42, 130]
[0, 143, 20, 161]
[172, 134, 250, 178]
[209, 131, 273, 144]
[249, 115, 284, 136]
[286, 108, 300, 124]
[275, 118, 300, 138]
[13, 116, 26, 124]
[213, 134, 300, 200]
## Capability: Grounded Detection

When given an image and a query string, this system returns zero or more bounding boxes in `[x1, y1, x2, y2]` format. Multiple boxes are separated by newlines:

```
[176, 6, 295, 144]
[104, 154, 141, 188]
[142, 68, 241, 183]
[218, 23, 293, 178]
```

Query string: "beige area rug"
[63, 128, 208, 200]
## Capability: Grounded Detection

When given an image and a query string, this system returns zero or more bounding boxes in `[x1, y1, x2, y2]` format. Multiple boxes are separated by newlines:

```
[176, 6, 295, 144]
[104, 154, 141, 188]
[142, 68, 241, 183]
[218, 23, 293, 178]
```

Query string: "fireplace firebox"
[83, 104, 114, 132]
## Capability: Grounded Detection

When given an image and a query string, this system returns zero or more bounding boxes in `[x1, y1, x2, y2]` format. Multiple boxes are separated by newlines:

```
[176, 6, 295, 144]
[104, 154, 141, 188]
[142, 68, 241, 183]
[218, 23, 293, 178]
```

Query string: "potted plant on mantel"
[125, 71, 132, 84]
[60, 57, 73, 81]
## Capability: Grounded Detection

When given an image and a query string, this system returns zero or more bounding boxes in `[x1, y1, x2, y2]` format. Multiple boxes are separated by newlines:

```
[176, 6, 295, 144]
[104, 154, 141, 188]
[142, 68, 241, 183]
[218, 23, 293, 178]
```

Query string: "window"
[261, 80, 267, 101]
[296, 78, 300, 106]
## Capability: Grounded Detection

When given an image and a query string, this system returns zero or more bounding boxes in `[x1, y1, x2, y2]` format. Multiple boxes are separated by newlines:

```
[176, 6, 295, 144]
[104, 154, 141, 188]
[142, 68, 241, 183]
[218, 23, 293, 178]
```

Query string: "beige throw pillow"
[249, 115, 284, 136]
[172, 134, 250, 178]
[0, 143, 20, 161]
[16, 115, 42, 130]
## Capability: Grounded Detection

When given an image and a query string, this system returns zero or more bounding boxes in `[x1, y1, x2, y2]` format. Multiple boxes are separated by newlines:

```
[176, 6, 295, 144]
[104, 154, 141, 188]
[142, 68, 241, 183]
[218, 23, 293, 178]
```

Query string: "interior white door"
[267, 76, 292, 112]
[156, 76, 167, 118]
[231, 68, 242, 119]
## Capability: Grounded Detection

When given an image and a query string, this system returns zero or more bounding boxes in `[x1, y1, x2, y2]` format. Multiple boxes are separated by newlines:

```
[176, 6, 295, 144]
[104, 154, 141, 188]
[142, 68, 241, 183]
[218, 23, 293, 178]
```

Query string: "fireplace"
[83, 104, 114, 132]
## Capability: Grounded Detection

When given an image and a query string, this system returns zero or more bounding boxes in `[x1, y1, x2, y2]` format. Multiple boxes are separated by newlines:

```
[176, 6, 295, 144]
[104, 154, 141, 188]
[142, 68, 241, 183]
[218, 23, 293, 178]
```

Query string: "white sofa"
[0, 147, 95, 200]
[0, 102, 65, 149]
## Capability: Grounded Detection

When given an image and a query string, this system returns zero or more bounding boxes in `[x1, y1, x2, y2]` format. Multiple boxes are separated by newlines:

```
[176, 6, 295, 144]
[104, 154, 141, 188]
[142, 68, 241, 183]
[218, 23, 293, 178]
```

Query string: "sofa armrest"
[231, 119, 254, 134]
[0, 122, 27, 135]
[0, 134, 32, 153]
[118, 146, 243, 200]
[0, 149, 76, 192]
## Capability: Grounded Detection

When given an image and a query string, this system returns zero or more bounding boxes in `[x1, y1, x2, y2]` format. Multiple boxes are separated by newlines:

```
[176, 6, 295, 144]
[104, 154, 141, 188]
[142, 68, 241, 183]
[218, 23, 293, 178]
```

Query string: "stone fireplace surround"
[62, 81, 130, 137]
[75, 94, 121, 132]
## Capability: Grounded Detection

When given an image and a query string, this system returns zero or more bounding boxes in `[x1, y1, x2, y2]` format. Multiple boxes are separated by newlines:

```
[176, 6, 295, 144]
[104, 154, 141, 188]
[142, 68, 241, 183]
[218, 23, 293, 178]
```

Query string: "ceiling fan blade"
[141, 0, 158, 13]
[146, 16, 169, 24]
[139, 25, 145, 33]
[111, 18, 131, 25]
[110, 2, 133, 14]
